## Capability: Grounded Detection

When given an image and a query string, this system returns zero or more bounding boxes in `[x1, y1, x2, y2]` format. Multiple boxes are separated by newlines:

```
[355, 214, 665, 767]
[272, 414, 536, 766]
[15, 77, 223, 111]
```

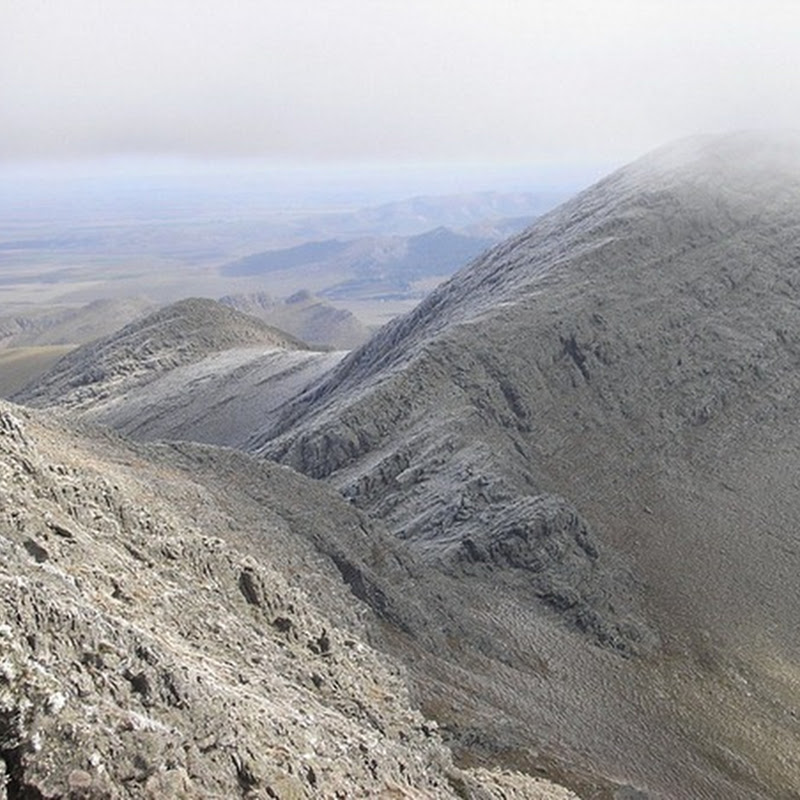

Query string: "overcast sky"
[2, 0, 798, 170]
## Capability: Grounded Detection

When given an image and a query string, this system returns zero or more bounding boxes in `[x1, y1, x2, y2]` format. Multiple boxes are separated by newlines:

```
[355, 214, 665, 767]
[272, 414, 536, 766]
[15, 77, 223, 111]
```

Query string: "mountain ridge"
[246, 131, 800, 797]
[11, 132, 800, 797]
[14, 298, 305, 411]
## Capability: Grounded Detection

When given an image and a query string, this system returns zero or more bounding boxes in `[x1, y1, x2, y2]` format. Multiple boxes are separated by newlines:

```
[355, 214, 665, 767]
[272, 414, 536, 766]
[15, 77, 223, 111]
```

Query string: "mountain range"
[0, 400, 575, 799]
[221, 226, 503, 302]
[8, 131, 800, 798]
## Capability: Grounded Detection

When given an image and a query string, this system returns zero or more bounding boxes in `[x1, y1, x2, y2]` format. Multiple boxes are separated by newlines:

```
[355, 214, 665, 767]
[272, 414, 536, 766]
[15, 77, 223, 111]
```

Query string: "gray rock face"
[10, 297, 344, 449]
[79, 347, 345, 449]
[448, 496, 653, 655]
[0, 401, 577, 799]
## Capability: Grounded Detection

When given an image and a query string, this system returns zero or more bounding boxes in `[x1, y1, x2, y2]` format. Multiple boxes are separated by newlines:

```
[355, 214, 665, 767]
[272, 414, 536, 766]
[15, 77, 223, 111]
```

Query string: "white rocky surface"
[14, 298, 303, 412]
[255, 132, 800, 798]
[77, 346, 344, 448]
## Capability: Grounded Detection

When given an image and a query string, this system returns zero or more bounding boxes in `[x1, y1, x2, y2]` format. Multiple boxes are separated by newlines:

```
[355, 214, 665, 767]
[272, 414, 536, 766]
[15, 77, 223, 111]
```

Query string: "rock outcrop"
[249, 132, 800, 797]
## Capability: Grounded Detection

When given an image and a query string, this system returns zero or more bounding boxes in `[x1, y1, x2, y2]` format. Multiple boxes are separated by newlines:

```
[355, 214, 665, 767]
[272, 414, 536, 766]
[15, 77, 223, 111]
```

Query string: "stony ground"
[0, 401, 578, 799]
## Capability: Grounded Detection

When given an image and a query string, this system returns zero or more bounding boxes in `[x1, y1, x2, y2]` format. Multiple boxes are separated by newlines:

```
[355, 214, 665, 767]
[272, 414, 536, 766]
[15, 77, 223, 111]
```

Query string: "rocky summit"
[9, 132, 800, 798]
[14, 298, 305, 413]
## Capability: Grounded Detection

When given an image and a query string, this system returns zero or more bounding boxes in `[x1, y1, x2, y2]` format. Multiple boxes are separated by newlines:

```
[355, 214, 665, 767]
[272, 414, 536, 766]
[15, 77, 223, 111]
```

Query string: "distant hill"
[219, 290, 370, 349]
[221, 226, 498, 301]
[0, 296, 158, 349]
[223, 240, 353, 275]
[340, 190, 565, 236]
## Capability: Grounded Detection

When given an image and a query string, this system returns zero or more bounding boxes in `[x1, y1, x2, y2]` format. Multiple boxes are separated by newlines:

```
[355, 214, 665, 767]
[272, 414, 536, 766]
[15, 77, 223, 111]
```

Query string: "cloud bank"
[2, 0, 798, 165]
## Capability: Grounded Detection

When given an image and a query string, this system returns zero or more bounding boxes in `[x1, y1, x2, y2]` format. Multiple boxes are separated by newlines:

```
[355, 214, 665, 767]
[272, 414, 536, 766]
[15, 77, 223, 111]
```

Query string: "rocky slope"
[10, 298, 344, 449]
[219, 291, 370, 349]
[0, 401, 578, 799]
[251, 131, 800, 797]
[14, 298, 305, 412]
[15, 132, 800, 797]
[261, 130, 800, 590]
[76, 346, 345, 449]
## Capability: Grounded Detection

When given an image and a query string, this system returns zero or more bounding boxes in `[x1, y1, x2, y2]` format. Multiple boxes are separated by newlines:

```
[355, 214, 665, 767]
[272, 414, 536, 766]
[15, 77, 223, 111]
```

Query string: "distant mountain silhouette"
[221, 226, 502, 301]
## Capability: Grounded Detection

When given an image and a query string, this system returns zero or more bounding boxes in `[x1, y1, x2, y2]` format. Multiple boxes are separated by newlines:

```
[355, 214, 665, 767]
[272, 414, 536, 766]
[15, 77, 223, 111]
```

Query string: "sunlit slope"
[0, 400, 577, 799]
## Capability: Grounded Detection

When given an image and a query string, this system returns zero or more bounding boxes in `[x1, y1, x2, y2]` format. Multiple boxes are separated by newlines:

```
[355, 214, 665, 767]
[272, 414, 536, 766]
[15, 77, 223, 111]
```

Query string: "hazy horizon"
[4, 1, 798, 170]
[4, 0, 798, 321]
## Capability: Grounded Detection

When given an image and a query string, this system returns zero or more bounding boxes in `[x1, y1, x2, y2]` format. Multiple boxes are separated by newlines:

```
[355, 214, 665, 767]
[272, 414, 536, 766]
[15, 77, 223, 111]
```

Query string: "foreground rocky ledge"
[0, 403, 575, 799]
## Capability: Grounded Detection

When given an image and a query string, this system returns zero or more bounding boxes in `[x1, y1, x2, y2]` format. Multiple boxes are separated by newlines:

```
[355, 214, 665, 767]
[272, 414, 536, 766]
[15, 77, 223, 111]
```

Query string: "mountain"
[221, 226, 499, 302]
[14, 132, 800, 797]
[14, 298, 304, 411]
[219, 290, 370, 349]
[0, 297, 159, 398]
[0, 401, 576, 799]
[0, 297, 158, 350]
[69, 346, 345, 449]
[251, 131, 800, 797]
[342, 190, 566, 236]
[321, 226, 498, 301]
[10, 297, 346, 448]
